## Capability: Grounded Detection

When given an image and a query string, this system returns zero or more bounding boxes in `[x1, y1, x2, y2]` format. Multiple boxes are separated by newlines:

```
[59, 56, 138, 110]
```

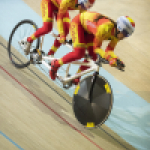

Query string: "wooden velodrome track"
[0, 0, 149, 150]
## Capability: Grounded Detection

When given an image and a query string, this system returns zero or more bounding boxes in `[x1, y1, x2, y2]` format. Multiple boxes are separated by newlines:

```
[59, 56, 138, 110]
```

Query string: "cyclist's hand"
[116, 59, 125, 70]
[109, 58, 125, 70]
[109, 58, 117, 67]
[59, 35, 66, 44]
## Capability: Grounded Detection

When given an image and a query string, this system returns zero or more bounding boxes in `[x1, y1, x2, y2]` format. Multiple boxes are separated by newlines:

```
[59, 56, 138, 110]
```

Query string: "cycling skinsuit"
[57, 11, 119, 70]
[27, 0, 78, 45]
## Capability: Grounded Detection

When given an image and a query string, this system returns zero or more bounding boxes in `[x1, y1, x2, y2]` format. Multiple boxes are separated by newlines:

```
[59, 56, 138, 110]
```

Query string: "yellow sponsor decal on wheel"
[86, 122, 95, 127]
[74, 84, 80, 95]
[104, 83, 111, 94]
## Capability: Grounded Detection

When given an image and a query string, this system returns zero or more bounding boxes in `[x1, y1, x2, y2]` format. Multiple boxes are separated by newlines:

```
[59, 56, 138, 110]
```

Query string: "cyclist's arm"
[93, 23, 122, 66]
[94, 38, 105, 58]
[105, 38, 126, 67]
[94, 24, 112, 58]
[105, 39, 119, 60]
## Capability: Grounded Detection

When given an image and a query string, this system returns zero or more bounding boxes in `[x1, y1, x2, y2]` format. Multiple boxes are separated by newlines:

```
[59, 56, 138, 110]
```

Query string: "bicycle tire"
[72, 75, 113, 128]
[7, 19, 40, 68]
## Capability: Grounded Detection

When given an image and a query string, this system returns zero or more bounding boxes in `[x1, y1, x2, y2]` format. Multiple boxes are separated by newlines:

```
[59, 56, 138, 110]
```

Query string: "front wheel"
[72, 75, 113, 128]
[7, 19, 40, 68]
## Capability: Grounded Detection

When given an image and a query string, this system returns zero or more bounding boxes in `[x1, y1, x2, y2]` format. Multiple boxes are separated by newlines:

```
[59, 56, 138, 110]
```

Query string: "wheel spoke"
[8, 20, 40, 68]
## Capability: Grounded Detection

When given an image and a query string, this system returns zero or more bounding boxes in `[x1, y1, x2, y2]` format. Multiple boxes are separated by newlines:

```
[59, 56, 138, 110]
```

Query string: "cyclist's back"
[78, 11, 115, 38]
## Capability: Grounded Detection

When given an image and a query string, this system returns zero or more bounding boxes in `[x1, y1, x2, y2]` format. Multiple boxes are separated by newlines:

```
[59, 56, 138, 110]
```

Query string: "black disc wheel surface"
[73, 75, 113, 128]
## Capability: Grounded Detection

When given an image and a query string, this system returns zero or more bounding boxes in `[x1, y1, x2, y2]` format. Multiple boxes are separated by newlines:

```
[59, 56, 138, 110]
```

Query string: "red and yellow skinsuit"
[27, 0, 81, 55]
[50, 11, 121, 80]
[50, 11, 120, 80]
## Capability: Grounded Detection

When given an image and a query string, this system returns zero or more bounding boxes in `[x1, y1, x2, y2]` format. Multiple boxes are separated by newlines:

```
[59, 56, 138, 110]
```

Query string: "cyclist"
[49, 11, 135, 84]
[20, 0, 95, 55]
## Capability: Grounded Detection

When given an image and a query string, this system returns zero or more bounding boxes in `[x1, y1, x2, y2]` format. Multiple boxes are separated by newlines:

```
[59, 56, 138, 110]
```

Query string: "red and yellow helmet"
[117, 16, 135, 37]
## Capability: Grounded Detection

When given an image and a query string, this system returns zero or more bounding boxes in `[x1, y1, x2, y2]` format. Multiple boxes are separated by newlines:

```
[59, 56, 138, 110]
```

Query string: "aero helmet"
[117, 16, 135, 37]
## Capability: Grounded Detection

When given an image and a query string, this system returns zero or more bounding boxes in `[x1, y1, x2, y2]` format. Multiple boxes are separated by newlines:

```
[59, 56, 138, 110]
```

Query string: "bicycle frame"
[41, 55, 100, 84]
[8, 19, 113, 128]
[37, 33, 101, 86]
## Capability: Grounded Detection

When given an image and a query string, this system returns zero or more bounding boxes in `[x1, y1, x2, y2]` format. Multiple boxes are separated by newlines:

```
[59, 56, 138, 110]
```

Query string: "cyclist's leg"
[60, 16, 86, 63]
[27, 0, 56, 43]
[50, 14, 86, 80]
[73, 33, 96, 84]
[71, 58, 89, 85]
[21, 0, 56, 55]
[73, 33, 98, 85]
[48, 12, 70, 56]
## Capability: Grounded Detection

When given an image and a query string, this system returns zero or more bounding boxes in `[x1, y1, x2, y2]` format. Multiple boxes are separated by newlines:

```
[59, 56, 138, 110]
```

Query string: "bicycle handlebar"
[96, 54, 125, 71]
[96, 54, 109, 65]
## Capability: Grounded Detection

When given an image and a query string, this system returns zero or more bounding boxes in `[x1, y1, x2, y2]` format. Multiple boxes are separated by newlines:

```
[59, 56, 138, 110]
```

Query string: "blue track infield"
[0, 1, 150, 150]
